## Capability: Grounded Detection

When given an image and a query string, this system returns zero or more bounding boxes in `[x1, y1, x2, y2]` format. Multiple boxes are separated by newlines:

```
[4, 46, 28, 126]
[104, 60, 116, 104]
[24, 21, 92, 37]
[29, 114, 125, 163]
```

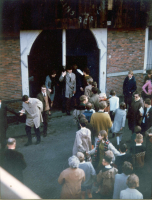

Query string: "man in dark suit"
[141, 98, 152, 135]
[3, 138, 27, 182]
[123, 70, 137, 109]
[37, 85, 51, 137]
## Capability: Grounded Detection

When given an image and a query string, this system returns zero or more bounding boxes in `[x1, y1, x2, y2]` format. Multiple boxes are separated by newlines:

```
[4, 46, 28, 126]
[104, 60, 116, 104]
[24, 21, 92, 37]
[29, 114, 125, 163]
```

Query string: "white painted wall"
[20, 30, 42, 96]
[144, 27, 149, 73]
[62, 29, 66, 68]
[90, 29, 107, 93]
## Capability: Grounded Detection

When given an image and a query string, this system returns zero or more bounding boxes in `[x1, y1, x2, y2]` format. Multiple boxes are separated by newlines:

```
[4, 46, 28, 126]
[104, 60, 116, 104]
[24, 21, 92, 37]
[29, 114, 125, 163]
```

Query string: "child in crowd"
[112, 102, 126, 143]
[108, 90, 119, 122]
[113, 161, 133, 199]
[83, 102, 95, 123]
[145, 126, 152, 171]
[96, 150, 118, 199]
[115, 143, 132, 174]
[84, 77, 93, 99]
[130, 133, 146, 170]
[130, 126, 141, 147]
[89, 87, 99, 112]
[73, 95, 88, 128]
[99, 93, 110, 113]
[87, 130, 120, 173]
[73, 118, 92, 161]
[77, 152, 96, 199]
[92, 81, 101, 94]
[79, 114, 94, 146]
[120, 174, 143, 199]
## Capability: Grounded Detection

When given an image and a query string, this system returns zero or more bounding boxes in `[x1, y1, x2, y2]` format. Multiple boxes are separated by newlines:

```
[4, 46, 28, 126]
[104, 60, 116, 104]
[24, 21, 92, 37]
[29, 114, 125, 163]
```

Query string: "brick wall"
[0, 36, 22, 101]
[106, 29, 145, 96]
[106, 73, 144, 97]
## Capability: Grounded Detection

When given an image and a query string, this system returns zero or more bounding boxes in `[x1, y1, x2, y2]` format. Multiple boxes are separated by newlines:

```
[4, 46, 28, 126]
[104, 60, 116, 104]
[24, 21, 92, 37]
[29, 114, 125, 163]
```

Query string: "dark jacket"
[115, 153, 132, 173]
[3, 149, 27, 182]
[73, 69, 84, 99]
[127, 98, 144, 131]
[143, 107, 152, 131]
[123, 76, 137, 96]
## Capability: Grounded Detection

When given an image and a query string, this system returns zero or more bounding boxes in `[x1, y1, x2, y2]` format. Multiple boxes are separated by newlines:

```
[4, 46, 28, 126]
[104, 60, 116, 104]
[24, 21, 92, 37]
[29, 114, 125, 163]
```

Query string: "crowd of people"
[57, 68, 152, 199]
[1, 66, 152, 199]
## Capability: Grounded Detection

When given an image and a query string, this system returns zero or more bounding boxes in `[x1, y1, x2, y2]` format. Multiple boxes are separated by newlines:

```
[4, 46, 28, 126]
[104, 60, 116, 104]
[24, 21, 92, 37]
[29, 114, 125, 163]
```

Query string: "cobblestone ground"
[6, 112, 152, 199]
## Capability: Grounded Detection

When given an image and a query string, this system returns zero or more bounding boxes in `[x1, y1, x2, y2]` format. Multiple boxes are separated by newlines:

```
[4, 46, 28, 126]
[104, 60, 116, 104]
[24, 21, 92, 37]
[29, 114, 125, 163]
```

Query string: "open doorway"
[28, 29, 99, 109]
[28, 30, 62, 98]
[66, 29, 99, 85]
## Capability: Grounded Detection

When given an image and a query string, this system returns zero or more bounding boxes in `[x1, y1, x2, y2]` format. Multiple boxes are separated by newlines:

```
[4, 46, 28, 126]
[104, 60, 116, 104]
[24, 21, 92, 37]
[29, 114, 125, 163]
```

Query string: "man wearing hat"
[2, 138, 27, 182]
[59, 65, 76, 115]
[77, 152, 96, 199]
[37, 85, 51, 137]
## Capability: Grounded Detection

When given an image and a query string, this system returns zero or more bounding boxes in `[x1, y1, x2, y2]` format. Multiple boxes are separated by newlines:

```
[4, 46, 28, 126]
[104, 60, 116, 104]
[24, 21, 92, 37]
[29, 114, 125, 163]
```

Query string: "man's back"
[79, 161, 96, 186]
[115, 153, 132, 173]
[89, 94, 99, 112]
[3, 149, 27, 182]
[113, 173, 129, 199]
[90, 112, 112, 137]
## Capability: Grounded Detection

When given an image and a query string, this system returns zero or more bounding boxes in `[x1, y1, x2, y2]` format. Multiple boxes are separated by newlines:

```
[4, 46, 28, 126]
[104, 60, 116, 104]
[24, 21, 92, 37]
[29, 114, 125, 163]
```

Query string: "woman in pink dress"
[142, 80, 152, 105]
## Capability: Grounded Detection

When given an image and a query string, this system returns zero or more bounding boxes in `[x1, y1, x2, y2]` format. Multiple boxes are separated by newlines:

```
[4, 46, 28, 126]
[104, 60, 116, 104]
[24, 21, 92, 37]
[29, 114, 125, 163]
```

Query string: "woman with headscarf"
[58, 155, 85, 199]
[45, 70, 56, 115]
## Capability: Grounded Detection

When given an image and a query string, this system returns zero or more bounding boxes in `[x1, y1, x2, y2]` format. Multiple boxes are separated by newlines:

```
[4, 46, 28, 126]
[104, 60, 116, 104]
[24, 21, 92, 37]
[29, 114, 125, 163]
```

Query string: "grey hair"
[7, 138, 16, 145]
[68, 155, 80, 168]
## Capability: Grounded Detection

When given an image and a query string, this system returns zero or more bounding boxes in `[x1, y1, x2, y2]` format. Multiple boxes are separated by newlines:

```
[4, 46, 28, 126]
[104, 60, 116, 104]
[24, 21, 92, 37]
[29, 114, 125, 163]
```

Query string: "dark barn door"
[66, 29, 99, 85]
[28, 30, 62, 100]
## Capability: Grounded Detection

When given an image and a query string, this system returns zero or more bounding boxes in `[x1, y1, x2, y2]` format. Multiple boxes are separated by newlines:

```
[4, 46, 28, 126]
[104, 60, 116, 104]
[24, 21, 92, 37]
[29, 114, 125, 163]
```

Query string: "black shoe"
[35, 141, 40, 145]
[112, 133, 115, 138]
[43, 133, 47, 137]
[24, 141, 32, 146]
[66, 111, 71, 115]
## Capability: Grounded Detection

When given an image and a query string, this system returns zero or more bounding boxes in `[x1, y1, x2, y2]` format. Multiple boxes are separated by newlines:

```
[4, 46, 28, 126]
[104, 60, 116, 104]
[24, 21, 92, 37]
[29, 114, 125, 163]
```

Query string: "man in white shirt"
[109, 90, 119, 122]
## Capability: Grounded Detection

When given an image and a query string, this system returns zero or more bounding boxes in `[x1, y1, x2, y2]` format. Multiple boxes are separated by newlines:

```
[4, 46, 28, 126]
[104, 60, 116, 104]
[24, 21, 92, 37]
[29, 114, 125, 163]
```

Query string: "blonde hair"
[128, 70, 133, 75]
[98, 130, 108, 141]
[127, 174, 139, 188]
[79, 95, 88, 103]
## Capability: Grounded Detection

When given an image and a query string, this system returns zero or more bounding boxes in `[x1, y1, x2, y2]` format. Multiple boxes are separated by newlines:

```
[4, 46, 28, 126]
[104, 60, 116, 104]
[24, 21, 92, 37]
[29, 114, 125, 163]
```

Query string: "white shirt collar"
[105, 165, 111, 168]
[79, 161, 85, 164]
[136, 143, 142, 146]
